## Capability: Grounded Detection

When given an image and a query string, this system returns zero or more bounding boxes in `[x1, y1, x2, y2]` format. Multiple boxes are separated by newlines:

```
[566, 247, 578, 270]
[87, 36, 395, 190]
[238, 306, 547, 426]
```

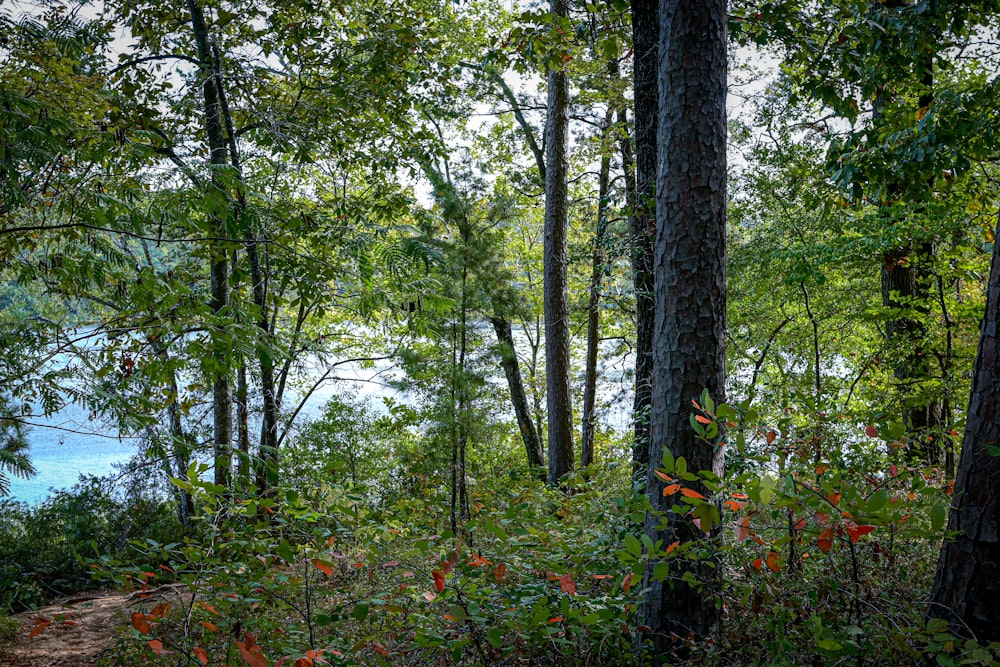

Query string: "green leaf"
[353, 601, 370, 622]
[624, 533, 642, 558]
[930, 503, 947, 533]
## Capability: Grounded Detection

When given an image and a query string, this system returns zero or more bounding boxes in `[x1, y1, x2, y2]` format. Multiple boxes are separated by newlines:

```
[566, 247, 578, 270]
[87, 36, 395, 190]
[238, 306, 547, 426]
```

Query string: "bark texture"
[928, 214, 1000, 643]
[543, 0, 574, 485]
[640, 0, 727, 653]
[631, 0, 658, 478]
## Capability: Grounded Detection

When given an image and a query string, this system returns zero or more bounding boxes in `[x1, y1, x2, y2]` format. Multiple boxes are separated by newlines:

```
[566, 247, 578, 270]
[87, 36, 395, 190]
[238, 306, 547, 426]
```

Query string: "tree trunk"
[639, 0, 727, 653]
[581, 110, 614, 469]
[544, 0, 574, 485]
[490, 315, 546, 472]
[928, 212, 1000, 642]
[188, 0, 232, 488]
[630, 0, 658, 479]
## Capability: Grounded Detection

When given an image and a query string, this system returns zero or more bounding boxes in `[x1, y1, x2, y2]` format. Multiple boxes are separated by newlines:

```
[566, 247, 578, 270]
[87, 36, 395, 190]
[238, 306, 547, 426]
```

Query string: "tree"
[639, 0, 728, 652]
[629, 0, 658, 477]
[543, 0, 575, 485]
[928, 211, 1000, 642]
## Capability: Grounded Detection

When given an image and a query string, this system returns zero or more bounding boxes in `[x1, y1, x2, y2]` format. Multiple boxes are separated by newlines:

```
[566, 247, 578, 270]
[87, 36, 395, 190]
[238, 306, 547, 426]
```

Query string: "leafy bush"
[0, 474, 181, 612]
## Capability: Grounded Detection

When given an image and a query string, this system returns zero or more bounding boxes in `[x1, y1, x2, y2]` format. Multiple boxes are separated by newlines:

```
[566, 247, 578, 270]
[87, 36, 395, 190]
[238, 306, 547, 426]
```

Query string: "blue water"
[6, 359, 401, 505]
[6, 403, 137, 505]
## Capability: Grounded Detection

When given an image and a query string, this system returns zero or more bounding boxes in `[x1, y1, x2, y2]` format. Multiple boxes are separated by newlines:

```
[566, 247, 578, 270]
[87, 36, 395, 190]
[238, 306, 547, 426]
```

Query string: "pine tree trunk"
[928, 213, 1000, 642]
[543, 0, 574, 485]
[630, 0, 658, 479]
[640, 0, 727, 652]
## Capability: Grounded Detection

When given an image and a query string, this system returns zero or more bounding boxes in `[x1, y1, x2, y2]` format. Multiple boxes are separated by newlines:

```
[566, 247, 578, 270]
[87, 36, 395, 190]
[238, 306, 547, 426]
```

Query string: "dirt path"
[1, 592, 131, 667]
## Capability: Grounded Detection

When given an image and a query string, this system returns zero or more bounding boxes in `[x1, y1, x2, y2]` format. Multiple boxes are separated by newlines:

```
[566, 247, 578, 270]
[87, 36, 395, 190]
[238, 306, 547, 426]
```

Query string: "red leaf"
[750, 557, 763, 571]
[313, 560, 333, 576]
[765, 551, 781, 573]
[889, 464, 899, 478]
[765, 430, 777, 445]
[28, 618, 51, 639]
[736, 516, 751, 542]
[662, 483, 682, 496]
[295, 659, 314, 667]
[621, 572, 633, 593]
[865, 424, 879, 438]
[665, 540, 680, 555]
[131, 611, 152, 635]
[694, 414, 712, 425]
[818, 525, 835, 554]
[847, 524, 875, 543]
[680, 487, 706, 500]
[559, 573, 576, 596]
[194, 647, 209, 665]
[794, 517, 808, 531]
[236, 632, 269, 667]
[432, 569, 445, 593]
[372, 642, 389, 658]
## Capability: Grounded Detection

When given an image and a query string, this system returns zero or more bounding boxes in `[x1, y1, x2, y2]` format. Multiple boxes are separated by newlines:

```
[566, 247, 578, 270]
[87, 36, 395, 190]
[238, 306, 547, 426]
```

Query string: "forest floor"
[1, 592, 134, 667]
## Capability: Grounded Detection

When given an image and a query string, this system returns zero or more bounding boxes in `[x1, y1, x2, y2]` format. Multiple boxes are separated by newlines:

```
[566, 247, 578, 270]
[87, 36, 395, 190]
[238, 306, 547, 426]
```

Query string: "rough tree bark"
[630, 0, 658, 479]
[639, 0, 727, 653]
[928, 212, 1000, 642]
[543, 0, 574, 485]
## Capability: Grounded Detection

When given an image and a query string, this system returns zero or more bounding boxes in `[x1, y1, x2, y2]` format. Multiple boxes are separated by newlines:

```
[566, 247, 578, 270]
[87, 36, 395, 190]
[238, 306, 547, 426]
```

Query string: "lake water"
[7, 357, 402, 505]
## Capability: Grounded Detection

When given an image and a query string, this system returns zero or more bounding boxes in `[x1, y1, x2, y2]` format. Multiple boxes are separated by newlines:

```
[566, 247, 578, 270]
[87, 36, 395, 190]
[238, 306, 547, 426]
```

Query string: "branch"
[108, 54, 201, 76]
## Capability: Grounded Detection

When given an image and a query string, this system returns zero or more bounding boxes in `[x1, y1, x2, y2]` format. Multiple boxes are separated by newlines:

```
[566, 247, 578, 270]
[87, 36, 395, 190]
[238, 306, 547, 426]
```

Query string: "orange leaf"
[372, 642, 389, 658]
[818, 525, 835, 554]
[946, 480, 955, 495]
[548, 616, 564, 623]
[765, 551, 781, 573]
[736, 516, 751, 542]
[731, 493, 749, 500]
[194, 647, 209, 665]
[665, 540, 680, 555]
[236, 632, 268, 667]
[654, 469, 673, 483]
[724, 499, 744, 511]
[621, 572, 633, 593]
[494, 563, 507, 583]
[148, 602, 171, 620]
[28, 618, 51, 638]
[680, 487, 706, 500]
[794, 517, 808, 531]
[313, 560, 333, 576]
[148, 639, 172, 656]
[751, 557, 763, 571]
[295, 659, 314, 667]
[815, 463, 829, 476]
[198, 602, 219, 616]
[865, 424, 879, 438]
[200, 621, 219, 633]
[559, 573, 577, 596]
[131, 611, 152, 635]
[432, 569, 445, 593]
[765, 430, 776, 444]
[695, 414, 712, 425]
[826, 492, 842, 507]
[662, 483, 682, 496]
[443, 614, 458, 621]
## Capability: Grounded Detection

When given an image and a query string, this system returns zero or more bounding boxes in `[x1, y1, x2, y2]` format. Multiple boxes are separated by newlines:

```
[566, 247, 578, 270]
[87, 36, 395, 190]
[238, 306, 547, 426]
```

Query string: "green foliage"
[0, 475, 180, 613]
